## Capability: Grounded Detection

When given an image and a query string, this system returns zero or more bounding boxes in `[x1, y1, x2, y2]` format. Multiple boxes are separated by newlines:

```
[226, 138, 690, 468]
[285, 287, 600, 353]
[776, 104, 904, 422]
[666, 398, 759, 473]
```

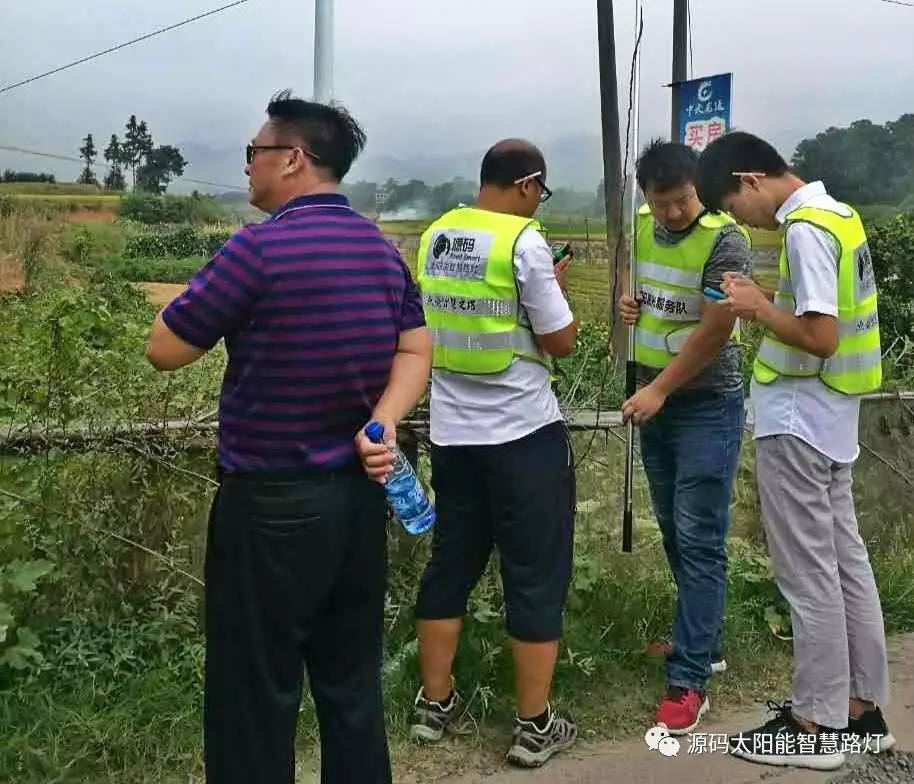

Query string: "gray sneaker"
[409, 688, 464, 743]
[506, 706, 578, 768]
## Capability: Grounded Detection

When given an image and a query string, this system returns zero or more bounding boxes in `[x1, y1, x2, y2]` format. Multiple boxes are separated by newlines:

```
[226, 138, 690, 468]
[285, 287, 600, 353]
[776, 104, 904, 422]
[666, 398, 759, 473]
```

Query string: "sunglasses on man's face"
[245, 144, 322, 165]
[513, 171, 552, 203]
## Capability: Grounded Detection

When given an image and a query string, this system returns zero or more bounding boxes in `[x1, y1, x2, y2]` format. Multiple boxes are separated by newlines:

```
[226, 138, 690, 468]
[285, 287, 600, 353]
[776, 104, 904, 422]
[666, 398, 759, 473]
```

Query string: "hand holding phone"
[551, 242, 573, 265]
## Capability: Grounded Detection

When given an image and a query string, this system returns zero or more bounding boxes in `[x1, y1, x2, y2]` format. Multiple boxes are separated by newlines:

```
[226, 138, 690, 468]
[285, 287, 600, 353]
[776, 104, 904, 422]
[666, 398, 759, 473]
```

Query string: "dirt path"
[135, 281, 185, 307]
[417, 634, 913, 784]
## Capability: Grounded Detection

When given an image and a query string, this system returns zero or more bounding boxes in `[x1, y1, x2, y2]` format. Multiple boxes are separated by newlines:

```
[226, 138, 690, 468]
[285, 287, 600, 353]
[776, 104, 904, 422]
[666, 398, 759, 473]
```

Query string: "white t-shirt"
[430, 225, 574, 446]
[750, 181, 861, 463]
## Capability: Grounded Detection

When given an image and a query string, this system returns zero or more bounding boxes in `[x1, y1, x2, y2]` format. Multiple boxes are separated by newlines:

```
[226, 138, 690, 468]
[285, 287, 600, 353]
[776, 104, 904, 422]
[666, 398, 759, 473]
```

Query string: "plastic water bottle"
[364, 421, 436, 535]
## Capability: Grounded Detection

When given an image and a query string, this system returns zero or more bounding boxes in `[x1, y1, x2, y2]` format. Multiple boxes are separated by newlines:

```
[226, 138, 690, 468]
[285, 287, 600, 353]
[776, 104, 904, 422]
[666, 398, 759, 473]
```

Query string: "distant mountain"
[169, 128, 813, 197]
[350, 134, 605, 191]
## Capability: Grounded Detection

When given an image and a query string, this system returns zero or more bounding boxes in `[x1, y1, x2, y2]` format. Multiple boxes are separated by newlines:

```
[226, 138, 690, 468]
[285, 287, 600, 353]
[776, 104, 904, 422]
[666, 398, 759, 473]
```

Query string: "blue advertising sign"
[675, 73, 732, 152]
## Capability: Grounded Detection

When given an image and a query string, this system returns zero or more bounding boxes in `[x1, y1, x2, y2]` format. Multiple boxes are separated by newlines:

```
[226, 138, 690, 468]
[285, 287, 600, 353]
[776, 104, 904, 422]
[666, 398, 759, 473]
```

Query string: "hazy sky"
[1, 0, 913, 187]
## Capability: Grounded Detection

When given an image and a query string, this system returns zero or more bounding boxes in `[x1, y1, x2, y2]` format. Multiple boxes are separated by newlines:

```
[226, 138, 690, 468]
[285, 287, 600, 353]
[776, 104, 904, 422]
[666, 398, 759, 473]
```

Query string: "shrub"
[120, 193, 227, 225]
[124, 227, 230, 260]
[868, 212, 914, 342]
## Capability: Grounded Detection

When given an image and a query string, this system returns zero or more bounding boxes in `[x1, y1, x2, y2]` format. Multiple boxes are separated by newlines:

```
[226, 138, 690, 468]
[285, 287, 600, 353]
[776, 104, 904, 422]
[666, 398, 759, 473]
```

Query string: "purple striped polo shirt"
[162, 192, 425, 473]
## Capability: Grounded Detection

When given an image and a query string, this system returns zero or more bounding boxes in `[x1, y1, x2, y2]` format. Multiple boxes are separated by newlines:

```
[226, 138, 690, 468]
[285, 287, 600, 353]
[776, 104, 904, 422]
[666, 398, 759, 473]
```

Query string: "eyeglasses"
[514, 170, 552, 203]
[731, 171, 767, 178]
[246, 144, 322, 165]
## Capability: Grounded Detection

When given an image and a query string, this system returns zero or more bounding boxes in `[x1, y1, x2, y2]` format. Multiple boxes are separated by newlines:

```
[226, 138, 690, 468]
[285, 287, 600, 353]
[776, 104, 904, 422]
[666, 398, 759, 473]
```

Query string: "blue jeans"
[639, 388, 744, 692]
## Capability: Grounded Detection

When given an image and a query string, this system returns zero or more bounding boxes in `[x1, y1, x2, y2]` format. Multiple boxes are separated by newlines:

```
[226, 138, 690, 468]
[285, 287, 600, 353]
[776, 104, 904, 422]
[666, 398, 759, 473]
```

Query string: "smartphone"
[703, 286, 727, 301]
[551, 242, 572, 265]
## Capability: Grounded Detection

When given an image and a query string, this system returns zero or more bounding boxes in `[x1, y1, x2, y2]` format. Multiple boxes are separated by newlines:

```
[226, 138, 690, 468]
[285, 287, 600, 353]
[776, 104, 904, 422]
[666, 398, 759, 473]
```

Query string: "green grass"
[0, 182, 107, 196]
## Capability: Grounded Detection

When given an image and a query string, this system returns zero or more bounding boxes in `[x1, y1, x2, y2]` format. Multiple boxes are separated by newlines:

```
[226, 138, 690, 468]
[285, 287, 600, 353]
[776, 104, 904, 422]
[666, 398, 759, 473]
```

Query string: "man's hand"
[622, 383, 667, 426]
[354, 415, 396, 483]
[722, 273, 770, 321]
[618, 293, 641, 326]
[554, 256, 573, 294]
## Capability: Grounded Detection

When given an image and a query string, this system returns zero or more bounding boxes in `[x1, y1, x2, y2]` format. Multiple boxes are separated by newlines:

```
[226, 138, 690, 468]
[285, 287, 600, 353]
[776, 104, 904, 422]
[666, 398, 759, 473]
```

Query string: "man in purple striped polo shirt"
[146, 91, 431, 784]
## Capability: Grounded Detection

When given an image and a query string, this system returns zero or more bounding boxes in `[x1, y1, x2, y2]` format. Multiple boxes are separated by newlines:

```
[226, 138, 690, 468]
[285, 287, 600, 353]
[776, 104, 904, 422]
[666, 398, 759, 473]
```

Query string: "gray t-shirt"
[636, 217, 752, 394]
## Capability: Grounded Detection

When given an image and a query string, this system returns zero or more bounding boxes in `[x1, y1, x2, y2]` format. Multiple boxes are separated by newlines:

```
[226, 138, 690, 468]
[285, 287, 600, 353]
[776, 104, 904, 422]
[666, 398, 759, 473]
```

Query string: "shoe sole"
[855, 732, 897, 753]
[658, 696, 710, 736]
[506, 734, 577, 768]
[410, 723, 446, 743]
[730, 749, 846, 771]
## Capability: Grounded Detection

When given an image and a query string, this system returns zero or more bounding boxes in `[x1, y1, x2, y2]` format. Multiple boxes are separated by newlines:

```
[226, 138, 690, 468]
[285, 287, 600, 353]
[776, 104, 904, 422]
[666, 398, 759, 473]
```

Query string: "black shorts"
[414, 421, 575, 642]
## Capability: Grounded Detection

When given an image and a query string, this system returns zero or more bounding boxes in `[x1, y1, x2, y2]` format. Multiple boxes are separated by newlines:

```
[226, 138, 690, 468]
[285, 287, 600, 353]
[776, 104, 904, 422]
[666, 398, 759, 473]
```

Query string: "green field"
[380, 218, 783, 248]
[0, 182, 108, 196]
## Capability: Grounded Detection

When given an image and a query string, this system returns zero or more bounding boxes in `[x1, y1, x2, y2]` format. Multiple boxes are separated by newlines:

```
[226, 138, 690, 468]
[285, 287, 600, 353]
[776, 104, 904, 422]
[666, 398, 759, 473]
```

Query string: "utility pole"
[313, 0, 334, 104]
[596, 0, 624, 352]
[670, 0, 689, 141]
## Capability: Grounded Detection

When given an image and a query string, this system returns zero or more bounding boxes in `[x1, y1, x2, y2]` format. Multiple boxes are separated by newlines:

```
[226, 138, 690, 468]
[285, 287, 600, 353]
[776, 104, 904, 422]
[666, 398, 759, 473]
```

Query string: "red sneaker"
[655, 687, 709, 735]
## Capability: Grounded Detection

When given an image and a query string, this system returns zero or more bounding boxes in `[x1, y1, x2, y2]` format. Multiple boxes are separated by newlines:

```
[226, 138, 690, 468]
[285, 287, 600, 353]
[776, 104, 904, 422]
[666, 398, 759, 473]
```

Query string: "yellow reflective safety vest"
[634, 205, 745, 369]
[753, 204, 882, 394]
[416, 206, 550, 374]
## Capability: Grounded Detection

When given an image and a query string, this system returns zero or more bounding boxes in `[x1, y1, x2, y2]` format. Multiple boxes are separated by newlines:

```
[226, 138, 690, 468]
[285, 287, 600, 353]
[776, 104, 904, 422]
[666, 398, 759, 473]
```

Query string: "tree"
[791, 113, 914, 206]
[103, 134, 126, 191]
[136, 145, 187, 194]
[123, 115, 154, 189]
[77, 133, 98, 185]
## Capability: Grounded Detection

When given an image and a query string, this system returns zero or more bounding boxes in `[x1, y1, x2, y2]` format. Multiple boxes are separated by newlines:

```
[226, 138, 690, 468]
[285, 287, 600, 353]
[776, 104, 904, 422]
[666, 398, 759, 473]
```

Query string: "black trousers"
[203, 468, 391, 784]
[415, 422, 576, 642]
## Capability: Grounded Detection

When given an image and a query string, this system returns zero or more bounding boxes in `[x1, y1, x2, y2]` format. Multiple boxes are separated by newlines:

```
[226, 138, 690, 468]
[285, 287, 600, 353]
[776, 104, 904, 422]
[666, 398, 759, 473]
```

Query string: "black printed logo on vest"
[433, 234, 451, 259]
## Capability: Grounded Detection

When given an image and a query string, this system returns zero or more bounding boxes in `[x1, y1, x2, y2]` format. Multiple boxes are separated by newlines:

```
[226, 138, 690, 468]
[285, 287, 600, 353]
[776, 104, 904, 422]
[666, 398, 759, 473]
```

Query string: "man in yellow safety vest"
[410, 139, 579, 768]
[697, 131, 892, 772]
[618, 140, 751, 736]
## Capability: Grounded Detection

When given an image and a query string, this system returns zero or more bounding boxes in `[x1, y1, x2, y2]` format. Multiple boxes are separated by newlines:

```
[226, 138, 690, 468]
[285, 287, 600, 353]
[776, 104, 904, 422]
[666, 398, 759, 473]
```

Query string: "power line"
[0, 144, 248, 193]
[876, 0, 914, 6]
[0, 0, 256, 97]
[687, 1, 695, 78]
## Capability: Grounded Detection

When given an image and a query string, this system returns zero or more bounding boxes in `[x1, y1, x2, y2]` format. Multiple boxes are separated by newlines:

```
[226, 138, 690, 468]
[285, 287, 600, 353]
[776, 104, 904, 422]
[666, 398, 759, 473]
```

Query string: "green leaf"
[765, 605, 793, 641]
[0, 626, 43, 671]
[0, 601, 12, 644]
[5, 560, 54, 593]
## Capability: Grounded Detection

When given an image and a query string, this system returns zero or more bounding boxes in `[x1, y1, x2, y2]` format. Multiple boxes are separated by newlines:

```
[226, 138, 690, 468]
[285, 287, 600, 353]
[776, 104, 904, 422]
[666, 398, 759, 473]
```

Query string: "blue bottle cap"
[364, 421, 385, 444]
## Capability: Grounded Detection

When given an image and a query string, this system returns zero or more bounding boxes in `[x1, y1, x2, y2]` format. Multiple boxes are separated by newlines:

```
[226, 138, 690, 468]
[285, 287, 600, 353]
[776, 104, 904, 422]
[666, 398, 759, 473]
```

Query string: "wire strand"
[687, 0, 695, 78]
[575, 7, 645, 470]
[0, 143, 248, 192]
[0, 0, 255, 96]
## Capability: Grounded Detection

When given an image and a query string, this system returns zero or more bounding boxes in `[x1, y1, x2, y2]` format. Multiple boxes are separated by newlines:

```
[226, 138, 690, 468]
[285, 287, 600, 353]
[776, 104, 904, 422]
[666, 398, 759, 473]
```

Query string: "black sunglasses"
[245, 144, 322, 165]
[514, 170, 552, 203]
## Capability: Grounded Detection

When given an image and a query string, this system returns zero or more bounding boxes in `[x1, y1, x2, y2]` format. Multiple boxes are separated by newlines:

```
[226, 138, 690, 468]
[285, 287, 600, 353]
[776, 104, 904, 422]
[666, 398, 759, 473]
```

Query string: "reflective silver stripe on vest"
[422, 293, 516, 318]
[761, 343, 883, 376]
[636, 261, 702, 289]
[638, 283, 701, 322]
[634, 328, 669, 351]
[844, 308, 879, 337]
[639, 323, 740, 355]
[431, 326, 541, 355]
[774, 292, 878, 338]
[825, 346, 883, 374]
[757, 342, 822, 375]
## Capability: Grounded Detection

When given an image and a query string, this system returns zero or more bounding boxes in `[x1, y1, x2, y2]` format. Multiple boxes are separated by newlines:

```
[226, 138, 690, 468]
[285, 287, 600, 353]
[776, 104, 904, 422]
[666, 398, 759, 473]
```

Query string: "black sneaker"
[729, 700, 846, 771]
[506, 705, 577, 768]
[409, 688, 463, 743]
[845, 706, 897, 753]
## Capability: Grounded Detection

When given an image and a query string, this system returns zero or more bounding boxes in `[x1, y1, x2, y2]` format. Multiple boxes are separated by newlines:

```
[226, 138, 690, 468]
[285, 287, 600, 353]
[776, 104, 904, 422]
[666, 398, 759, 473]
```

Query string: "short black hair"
[635, 139, 697, 193]
[266, 89, 366, 182]
[696, 131, 789, 211]
[480, 139, 546, 187]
